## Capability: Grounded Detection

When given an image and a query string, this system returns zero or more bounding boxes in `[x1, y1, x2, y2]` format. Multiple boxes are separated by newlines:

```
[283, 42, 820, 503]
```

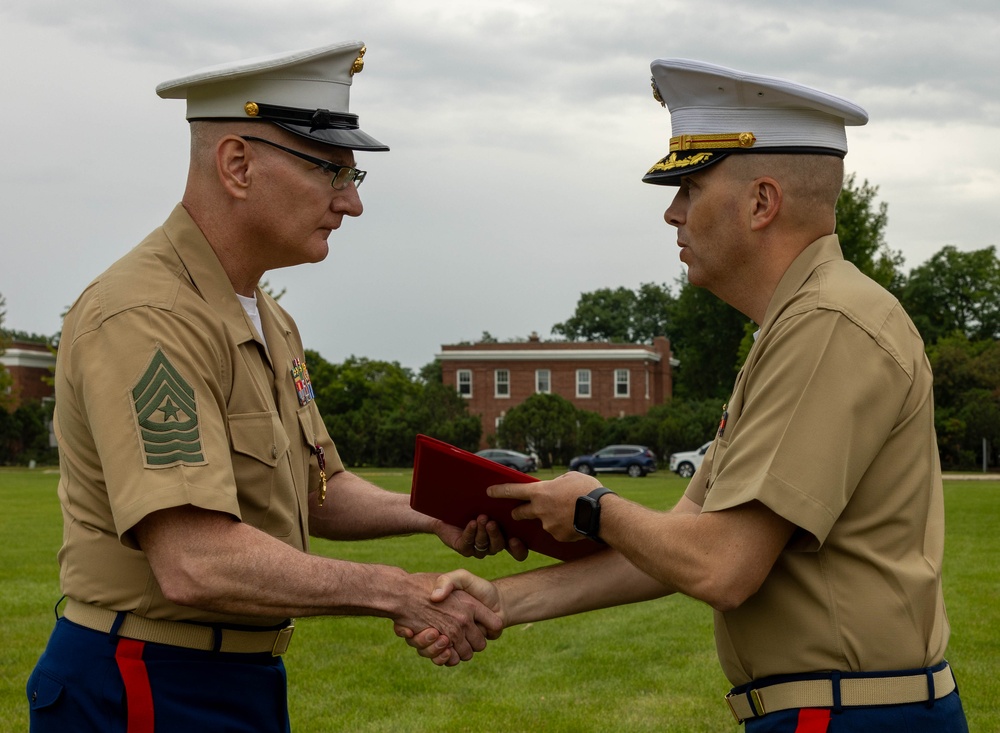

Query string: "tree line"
[2, 176, 997, 468]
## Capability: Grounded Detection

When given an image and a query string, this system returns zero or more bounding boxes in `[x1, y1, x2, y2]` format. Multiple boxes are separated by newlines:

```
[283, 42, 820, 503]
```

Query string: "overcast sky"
[2, 0, 998, 370]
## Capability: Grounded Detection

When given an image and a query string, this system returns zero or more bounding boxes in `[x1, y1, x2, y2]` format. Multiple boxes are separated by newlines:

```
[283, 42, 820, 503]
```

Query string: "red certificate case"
[409, 434, 602, 562]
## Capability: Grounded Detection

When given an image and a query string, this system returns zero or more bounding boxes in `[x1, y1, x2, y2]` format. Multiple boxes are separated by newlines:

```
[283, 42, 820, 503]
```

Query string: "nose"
[663, 189, 685, 228]
[331, 183, 364, 218]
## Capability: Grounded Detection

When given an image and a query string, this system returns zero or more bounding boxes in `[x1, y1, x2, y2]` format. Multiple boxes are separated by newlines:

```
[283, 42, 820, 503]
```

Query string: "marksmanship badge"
[131, 347, 205, 467]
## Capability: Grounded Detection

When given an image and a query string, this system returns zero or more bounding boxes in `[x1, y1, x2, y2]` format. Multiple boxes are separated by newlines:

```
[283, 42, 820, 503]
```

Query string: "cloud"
[1, 0, 998, 369]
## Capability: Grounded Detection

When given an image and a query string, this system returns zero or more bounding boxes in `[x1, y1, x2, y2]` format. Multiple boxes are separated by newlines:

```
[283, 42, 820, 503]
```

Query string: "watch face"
[573, 496, 598, 537]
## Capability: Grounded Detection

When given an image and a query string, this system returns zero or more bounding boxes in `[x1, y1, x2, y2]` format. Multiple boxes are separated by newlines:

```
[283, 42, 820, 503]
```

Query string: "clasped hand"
[395, 570, 502, 666]
[397, 472, 603, 665]
[437, 514, 529, 561]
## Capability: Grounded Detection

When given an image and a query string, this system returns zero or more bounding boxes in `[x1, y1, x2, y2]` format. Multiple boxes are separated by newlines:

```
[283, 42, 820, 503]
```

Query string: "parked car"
[668, 441, 713, 478]
[569, 445, 657, 478]
[475, 448, 537, 473]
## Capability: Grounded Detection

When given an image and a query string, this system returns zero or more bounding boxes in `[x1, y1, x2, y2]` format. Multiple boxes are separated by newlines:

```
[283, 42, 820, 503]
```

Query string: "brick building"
[1, 340, 55, 409]
[439, 335, 676, 447]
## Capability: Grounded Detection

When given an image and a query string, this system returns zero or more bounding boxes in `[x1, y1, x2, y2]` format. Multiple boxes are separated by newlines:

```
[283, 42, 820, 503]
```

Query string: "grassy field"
[1, 467, 997, 732]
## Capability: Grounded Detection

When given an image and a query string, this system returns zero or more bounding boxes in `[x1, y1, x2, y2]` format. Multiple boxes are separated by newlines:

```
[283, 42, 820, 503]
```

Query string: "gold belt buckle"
[724, 688, 765, 723]
[725, 693, 743, 723]
[271, 623, 295, 656]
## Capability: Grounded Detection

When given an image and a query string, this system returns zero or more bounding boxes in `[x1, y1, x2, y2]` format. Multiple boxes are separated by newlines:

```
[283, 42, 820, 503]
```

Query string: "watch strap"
[587, 487, 616, 502]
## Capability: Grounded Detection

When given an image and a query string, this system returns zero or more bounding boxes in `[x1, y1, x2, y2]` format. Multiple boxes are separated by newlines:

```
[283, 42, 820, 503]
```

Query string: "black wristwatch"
[573, 487, 617, 541]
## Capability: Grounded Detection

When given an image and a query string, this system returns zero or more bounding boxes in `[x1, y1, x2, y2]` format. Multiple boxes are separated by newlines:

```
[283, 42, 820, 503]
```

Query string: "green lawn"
[1, 467, 996, 732]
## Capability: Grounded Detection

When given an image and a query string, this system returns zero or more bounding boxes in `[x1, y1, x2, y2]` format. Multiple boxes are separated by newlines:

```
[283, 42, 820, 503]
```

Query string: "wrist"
[573, 487, 617, 542]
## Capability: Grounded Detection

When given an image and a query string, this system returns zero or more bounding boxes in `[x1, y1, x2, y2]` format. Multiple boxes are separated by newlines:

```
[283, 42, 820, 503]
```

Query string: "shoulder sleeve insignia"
[131, 347, 206, 467]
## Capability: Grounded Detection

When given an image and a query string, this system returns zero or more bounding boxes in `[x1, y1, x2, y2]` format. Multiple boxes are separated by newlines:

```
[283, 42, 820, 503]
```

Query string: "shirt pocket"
[228, 411, 294, 536]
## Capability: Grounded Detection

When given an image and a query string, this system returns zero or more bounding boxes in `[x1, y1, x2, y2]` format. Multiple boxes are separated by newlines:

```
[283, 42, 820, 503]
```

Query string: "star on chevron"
[157, 397, 182, 421]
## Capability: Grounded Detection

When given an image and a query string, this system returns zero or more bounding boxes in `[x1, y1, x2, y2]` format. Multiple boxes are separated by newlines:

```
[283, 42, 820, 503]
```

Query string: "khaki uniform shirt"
[54, 204, 343, 626]
[685, 235, 949, 686]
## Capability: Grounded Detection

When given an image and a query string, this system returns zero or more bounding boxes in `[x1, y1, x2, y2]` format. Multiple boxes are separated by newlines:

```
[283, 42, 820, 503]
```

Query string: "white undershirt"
[236, 292, 268, 350]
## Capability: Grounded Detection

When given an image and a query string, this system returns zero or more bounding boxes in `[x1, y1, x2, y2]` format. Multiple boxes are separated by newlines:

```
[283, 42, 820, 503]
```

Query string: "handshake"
[393, 569, 504, 667]
[391, 468, 618, 666]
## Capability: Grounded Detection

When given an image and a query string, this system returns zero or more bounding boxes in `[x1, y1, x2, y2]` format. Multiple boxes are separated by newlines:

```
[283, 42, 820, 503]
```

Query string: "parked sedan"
[475, 448, 537, 473]
[569, 445, 657, 478]
[668, 441, 713, 478]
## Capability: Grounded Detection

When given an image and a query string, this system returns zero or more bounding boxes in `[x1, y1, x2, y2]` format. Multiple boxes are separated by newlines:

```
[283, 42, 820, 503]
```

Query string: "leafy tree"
[573, 409, 608, 456]
[667, 280, 749, 400]
[633, 282, 676, 342]
[0, 400, 56, 465]
[552, 283, 674, 343]
[900, 245, 1000, 345]
[306, 352, 418, 465]
[404, 370, 481, 453]
[306, 352, 480, 466]
[927, 334, 1000, 468]
[650, 398, 724, 460]
[496, 393, 580, 468]
[551, 286, 637, 342]
[595, 399, 721, 468]
[835, 174, 904, 291]
[418, 360, 443, 384]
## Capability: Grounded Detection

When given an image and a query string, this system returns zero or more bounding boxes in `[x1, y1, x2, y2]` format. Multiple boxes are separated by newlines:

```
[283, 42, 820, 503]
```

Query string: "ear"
[749, 177, 782, 231]
[216, 136, 252, 200]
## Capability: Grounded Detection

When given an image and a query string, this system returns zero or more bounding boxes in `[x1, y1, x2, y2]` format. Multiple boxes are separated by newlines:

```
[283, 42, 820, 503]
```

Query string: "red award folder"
[409, 434, 602, 562]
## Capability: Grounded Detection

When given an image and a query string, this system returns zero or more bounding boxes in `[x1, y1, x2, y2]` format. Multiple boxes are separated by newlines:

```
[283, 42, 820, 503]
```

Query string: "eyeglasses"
[240, 136, 367, 190]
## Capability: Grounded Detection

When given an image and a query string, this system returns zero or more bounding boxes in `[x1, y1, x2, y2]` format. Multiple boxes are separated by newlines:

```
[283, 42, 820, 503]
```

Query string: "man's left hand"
[433, 515, 529, 562]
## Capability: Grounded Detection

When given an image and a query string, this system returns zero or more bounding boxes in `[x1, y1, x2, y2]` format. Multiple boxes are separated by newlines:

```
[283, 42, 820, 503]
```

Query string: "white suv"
[668, 441, 713, 479]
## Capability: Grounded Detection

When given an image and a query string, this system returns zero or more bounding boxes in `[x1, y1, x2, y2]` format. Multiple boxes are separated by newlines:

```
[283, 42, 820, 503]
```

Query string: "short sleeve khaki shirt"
[685, 236, 949, 685]
[54, 204, 344, 626]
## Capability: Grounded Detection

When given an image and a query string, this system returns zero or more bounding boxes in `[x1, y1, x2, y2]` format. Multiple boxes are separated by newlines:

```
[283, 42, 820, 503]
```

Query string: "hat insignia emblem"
[351, 45, 366, 76]
[650, 78, 665, 107]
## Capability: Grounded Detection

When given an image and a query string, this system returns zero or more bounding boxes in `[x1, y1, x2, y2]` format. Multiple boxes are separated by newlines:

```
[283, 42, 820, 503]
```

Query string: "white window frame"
[615, 368, 630, 397]
[535, 368, 551, 394]
[576, 369, 591, 398]
[495, 369, 510, 398]
[457, 369, 472, 398]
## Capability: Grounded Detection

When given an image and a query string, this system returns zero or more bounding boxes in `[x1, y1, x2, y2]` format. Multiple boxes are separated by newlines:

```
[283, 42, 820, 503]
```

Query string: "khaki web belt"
[725, 663, 956, 723]
[63, 598, 294, 656]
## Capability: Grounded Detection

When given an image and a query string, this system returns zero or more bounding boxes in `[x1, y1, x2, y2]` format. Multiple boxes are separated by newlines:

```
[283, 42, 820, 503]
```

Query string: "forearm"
[141, 506, 500, 660]
[598, 496, 793, 611]
[496, 550, 673, 626]
[308, 469, 435, 541]
[140, 505, 424, 619]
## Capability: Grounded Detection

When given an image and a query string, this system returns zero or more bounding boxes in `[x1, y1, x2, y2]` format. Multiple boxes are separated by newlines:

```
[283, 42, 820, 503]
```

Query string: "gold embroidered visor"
[643, 131, 756, 183]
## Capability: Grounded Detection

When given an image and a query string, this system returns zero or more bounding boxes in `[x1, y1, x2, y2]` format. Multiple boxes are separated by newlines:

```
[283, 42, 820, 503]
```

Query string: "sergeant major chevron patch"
[131, 346, 206, 467]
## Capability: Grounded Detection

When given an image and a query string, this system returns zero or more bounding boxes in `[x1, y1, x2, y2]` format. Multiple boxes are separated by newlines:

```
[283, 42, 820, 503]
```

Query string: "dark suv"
[569, 445, 657, 478]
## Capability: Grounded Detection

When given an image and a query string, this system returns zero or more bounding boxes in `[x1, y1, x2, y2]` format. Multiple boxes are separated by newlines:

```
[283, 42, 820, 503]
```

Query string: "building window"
[536, 369, 551, 394]
[615, 368, 630, 397]
[576, 369, 591, 398]
[457, 370, 472, 398]
[495, 369, 510, 398]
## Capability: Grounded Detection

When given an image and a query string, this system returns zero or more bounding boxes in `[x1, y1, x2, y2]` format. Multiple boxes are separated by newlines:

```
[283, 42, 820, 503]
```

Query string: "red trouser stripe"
[794, 708, 831, 733]
[115, 638, 155, 733]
